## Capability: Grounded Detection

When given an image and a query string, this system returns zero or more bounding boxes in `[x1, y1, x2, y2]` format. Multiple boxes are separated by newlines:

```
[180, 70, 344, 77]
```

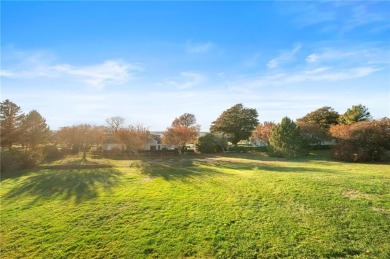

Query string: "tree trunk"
[81, 145, 87, 162]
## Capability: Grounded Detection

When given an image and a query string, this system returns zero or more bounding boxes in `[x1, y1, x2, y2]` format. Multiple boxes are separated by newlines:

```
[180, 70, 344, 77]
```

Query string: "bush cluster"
[1, 145, 66, 172]
[196, 134, 225, 154]
[228, 146, 268, 153]
[1, 149, 42, 172]
[40, 145, 66, 162]
[330, 119, 390, 162]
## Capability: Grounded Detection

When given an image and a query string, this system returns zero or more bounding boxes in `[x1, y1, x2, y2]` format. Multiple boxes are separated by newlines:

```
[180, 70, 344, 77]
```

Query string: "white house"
[102, 131, 208, 152]
[102, 135, 126, 151]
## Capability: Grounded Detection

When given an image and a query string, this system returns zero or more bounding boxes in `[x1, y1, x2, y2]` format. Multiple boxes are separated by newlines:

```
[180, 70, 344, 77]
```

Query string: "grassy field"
[1, 151, 390, 258]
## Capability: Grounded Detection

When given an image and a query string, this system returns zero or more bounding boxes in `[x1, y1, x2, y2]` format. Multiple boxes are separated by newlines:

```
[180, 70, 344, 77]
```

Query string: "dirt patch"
[372, 207, 389, 214]
[195, 157, 276, 166]
[342, 190, 373, 200]
[141, 176, 155, 182]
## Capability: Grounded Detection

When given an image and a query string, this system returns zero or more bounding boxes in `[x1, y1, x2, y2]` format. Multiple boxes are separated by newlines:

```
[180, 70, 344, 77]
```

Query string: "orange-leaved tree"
[251, 121, 275, 145]
[329, 119, 390, 162]
[114, 124, 152, 155]
[163, 113, 199, 154]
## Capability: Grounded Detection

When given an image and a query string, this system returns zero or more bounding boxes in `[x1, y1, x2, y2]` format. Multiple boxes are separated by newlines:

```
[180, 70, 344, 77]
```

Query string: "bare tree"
[106, 116, 125, 132]
[114, 124, 152, 155]
[57, 124, 96, 161]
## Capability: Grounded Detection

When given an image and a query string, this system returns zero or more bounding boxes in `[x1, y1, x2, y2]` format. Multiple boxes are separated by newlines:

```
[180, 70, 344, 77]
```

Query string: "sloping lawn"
[1, 152, 389, 258]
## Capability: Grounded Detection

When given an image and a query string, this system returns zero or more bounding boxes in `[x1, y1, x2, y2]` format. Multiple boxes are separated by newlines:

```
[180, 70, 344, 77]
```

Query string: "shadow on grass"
[139, 158, 226, 182]
[3, 165, 122, 205]
[138, 154, 336, 182]
[1, 159, 114, 180]
[39, 159, 113, 170]
[200, 160, 336, 174]
[219, 150, 334, 163]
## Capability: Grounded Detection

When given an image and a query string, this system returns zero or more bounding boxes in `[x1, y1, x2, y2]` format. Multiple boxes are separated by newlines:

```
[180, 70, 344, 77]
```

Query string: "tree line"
[249, 105, 389, 161]
[199, 104, 389, 162]
[1, 99, 389, 168]
[0, 99, 199, 171]
[0, 99, 198, 155]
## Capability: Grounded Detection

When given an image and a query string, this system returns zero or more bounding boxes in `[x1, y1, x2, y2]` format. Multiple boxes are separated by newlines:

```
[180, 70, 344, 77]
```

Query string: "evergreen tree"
[338, 104, 371, 124]
[297, 106, 339, 129]
[0, 99, 25, 149]
[20, 110, 50, 149]
[268, 117, 308, 158]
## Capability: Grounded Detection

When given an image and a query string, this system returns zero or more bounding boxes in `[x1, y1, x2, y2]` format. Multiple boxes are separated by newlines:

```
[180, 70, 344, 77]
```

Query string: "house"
[102, 132, 171, 152]
[251, 140, 267, 147]
[102, 134, 126, 151]
[144, 134, 170, 151]
[102, 131, 208, 152]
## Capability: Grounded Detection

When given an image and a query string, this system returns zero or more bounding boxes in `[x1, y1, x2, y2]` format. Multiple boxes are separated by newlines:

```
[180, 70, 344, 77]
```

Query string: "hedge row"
[227, 146, 268, 153]
[1, 145, 66, 172]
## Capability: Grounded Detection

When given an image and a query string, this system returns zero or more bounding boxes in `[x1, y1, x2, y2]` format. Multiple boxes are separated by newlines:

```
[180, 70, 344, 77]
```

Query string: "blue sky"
[1, 1, 389, 131]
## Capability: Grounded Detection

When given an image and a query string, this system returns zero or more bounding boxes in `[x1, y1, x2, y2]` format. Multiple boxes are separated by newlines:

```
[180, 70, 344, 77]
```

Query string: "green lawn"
[1, 152, 389, 258]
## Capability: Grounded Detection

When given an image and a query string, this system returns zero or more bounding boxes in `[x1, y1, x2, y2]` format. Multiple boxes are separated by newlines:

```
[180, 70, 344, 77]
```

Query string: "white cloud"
[1, 59, 142, 89]
[160, 71, 205, 89]
[305, 54, 319, 63]
[0, 70, 17, 78]
[287, 1, 390, 34]
[179, 72, 205, 89]
[267, 44, 302, 69]
[242, 52, 262, 67]
[186, 41, 215, 53]
[285, 67, 380, 82]
[305, 47, 390, 65]
[51, 60, 142, 88]
[266, 60, 278, 69]
[342, 4, 390, 33]
[230, 66, 381, 90]
[305, 50, 355, 64]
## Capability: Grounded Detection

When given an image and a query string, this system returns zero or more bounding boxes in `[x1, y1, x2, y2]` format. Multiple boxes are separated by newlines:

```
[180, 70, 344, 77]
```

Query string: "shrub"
[228, 146, 268, 153]
[298, 123, 331, 146]
[1, 149, 42, 172]
[40, 145, 65, 162]
[330, 119, 390, 162]
[70, 144, 81, 154]
[268, 117, 309, 158]
[196, 133, 221, 153]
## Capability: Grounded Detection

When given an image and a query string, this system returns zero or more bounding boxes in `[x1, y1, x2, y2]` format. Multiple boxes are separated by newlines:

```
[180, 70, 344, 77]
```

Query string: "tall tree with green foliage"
[268, 117, 308, 158]
[210, 103, 259, 146]
[338, 104, 371, 124]
[20, 110, 50, 150]
[0, 99, 25, 149]
[297, 106, 339, 129]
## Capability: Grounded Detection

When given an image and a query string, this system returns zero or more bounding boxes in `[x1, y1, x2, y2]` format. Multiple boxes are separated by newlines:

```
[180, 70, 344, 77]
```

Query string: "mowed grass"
[1, 151, 389, 258]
